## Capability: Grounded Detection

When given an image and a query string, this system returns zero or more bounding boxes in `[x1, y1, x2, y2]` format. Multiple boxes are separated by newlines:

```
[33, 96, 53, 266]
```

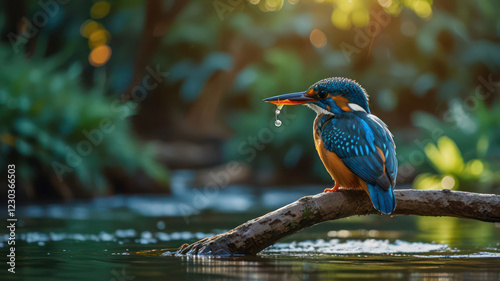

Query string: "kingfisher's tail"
[366, 183, 396, 214]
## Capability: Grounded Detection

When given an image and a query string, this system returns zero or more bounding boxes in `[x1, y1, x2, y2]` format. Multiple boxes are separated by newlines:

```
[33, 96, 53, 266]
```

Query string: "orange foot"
[324, 182, 341, 192]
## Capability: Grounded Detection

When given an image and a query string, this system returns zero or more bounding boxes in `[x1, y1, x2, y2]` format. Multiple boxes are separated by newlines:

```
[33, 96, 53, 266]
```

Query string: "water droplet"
[274, 104, 284, 127]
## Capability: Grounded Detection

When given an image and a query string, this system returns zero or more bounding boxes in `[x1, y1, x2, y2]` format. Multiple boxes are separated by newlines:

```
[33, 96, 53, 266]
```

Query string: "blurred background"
[1, 0, 499, 200]
[1, 1, 500, 280]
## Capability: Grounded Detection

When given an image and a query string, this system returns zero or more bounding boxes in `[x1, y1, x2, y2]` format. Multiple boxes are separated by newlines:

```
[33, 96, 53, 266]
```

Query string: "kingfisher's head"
[263, 77, 370, 115]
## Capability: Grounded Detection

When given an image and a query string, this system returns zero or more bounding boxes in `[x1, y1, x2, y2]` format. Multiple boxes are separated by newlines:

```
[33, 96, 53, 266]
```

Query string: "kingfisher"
[263, 77, 397, 214]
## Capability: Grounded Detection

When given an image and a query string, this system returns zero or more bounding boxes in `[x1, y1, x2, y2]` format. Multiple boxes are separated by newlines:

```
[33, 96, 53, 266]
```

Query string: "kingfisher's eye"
[317, 90, 327, 99]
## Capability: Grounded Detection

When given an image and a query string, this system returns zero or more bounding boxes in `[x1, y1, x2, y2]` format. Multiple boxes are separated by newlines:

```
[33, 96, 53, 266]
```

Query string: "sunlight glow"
[331, 9, 351, 29]
[377, 0, 392, 8]
[80, 20, 102, 38]
[337, 0, 354, 12]
[351, 9, 369, 27]
[89, 45, 112, 67]
[88, 29, 111, 49]
[412, 0, 432, 18]
[317, 0, 433, 29]
[264, 0, 284, 11]
[469, 160, 484, 176]
[441, 176, 456, 189]
[90, 1, 111, 19]
[310, 29, 327, 48]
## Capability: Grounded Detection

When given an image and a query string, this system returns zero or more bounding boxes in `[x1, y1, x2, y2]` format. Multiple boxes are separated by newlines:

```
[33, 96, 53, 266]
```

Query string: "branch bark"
[176, 189, 500, 256]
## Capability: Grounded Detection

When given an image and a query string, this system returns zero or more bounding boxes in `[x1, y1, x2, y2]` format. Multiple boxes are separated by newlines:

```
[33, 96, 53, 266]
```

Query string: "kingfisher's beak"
[262, 92, 315, 105]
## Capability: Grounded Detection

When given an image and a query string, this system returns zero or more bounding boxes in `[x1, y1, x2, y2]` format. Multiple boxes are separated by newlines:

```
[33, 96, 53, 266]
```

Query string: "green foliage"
[412, 99, 500, 191]
[0, 45, 168, 194]
[11, 0, 497, 191]
[161, 0, 500, 188]
[225, 48, 330, 179]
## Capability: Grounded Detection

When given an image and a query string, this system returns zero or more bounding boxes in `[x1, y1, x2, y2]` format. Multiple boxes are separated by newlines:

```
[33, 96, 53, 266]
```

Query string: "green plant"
[0, 45, 168, 197]
[412, 99, 500, 191]
[413, 136, 490, 190]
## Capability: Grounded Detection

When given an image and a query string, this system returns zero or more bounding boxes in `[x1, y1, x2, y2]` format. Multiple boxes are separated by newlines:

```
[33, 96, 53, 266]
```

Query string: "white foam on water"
[0, 230, 215, 246]
[265, 239, 451, 254]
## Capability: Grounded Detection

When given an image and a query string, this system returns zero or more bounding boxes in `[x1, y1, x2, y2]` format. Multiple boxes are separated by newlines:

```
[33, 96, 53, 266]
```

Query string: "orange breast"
[313, 115, 368, 193]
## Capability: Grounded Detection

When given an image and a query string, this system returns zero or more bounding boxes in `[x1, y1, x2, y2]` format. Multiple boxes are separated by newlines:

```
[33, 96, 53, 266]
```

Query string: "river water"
[2, 177, 499, 280]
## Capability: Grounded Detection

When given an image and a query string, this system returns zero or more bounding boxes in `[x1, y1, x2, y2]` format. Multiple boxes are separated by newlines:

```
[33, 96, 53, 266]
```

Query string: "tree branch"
[176, 189, 500, 256]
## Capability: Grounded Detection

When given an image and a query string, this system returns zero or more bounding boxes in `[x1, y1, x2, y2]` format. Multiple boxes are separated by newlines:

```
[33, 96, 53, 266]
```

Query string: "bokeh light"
[263, 0, 284, 11]
[1, 133, 15, 146]
[441, 176, 456, 189]
[351, 9, 370, 27]
[90, 1, 111, 19]
[319, 0, 433, 29]
[378, 0, 392, 8]
[310, 28, 327, 48]
[331, 9, 351, 30]
[82, 2, 112, 66]
[385, 1, 402, 15]
[412, 0, 432, 19]
[80, 20, 102, 38]
[89, 45, 112, 67]
[88, 29, 111, 49]
[469, 160, 484, 176]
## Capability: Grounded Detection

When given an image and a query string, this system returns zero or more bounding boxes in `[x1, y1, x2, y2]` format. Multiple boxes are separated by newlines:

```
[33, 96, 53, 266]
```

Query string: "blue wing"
[318, 113, 397, 213]
[318, 113, 397, 190]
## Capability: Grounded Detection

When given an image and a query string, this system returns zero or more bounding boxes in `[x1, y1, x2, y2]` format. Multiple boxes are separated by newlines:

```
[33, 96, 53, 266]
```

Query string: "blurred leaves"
[169, 52, 233, 101]
[0, 45, 168, 195]
[424, 136, 464, 175]
[316, 0, 433, 30]
[412, 99, 500, 191]
[2, 0, 499, 193]
[160, 0, 500, 188]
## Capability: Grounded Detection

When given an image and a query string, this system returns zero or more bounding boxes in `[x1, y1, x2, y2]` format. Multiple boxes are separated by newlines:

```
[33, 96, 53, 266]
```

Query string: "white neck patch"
[305, 103, 333, 116]
[348, 103, 367, 113]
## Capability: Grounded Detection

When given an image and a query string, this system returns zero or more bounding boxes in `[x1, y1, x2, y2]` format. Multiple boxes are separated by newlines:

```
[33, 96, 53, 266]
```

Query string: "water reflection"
[416, 216, 499, 248]
[171, 254, 500, 281]
[409, 272, 500, 281]
[184, 257, 303, 281]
